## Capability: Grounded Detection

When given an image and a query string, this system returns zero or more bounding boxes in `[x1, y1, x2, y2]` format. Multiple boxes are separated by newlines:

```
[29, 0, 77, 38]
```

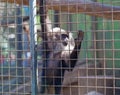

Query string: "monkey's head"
[47, 27, 75, 59]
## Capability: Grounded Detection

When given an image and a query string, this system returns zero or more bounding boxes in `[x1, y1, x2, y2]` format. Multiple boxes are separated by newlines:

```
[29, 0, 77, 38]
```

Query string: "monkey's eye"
[61, 34, 69, 39]
[61, 34, 69, 46]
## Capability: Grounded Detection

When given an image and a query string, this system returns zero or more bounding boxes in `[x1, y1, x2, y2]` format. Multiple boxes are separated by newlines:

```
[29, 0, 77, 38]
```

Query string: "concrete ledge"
[62, 76, 113, 95]
[61, 63, 114, 95]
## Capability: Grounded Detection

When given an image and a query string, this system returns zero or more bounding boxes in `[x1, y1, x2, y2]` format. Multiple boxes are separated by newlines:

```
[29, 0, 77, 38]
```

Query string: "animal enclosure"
[0, 0, 120, 95]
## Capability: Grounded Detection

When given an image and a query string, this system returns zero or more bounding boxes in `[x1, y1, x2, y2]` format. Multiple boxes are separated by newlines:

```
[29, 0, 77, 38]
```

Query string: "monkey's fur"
[40, 15, 84, 94]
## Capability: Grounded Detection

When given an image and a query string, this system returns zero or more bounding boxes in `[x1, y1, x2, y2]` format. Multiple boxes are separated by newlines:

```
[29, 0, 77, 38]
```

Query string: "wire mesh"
[0, 0, 120, 95]
[0, 2, 32, 95]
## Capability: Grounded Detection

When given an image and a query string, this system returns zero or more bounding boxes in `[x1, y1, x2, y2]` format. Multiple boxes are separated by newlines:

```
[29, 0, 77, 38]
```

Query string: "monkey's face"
[47, 27, 75, 59]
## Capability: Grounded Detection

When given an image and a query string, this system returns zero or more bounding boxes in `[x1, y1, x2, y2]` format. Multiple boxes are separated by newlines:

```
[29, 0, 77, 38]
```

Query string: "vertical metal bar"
[39, 0, 48, 71]
[29, 0, 38, 95]
[67, 14, 72, 31]
[39, 0, 47, 40]
[16, 6, 23, 84]
[54, 11, 60, 27]
[39, 0, 48, 94]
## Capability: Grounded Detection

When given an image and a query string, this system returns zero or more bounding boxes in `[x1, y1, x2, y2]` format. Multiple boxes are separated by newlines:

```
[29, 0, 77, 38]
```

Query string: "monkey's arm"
[69, 30, 84, 68]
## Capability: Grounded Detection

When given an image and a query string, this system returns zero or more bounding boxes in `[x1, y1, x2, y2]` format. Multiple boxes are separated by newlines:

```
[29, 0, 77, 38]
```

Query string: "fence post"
[29, 0, 38, 95]
[16, 6, 23, 84]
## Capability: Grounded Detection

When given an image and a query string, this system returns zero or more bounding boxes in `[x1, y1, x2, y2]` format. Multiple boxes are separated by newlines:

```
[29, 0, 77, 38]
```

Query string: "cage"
[0, 0, 120, 95]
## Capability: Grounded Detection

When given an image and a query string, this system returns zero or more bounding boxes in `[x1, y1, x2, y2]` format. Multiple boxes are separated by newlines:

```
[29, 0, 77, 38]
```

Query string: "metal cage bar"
[29, 0, 38, 95]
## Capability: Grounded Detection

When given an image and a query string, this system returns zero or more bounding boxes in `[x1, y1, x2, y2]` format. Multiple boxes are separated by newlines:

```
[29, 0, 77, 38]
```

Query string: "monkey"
[40, 14, 84, 94]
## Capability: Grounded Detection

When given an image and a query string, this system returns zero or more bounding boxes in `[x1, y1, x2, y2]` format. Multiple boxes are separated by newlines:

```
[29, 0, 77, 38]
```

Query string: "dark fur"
[39, 9, 84, 94]
[40, 29, 84, 94]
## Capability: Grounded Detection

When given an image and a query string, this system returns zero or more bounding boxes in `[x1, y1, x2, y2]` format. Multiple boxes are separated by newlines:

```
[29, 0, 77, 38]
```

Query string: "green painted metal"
[29, 0, 38, 95]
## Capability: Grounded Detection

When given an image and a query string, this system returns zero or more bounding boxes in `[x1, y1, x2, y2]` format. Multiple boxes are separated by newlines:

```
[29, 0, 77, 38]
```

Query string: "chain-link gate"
[0, 0, 120, 95]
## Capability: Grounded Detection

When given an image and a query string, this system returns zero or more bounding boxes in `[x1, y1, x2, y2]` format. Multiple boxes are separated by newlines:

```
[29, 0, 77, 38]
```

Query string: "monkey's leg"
[41, 52, 61, 94]
[69, 30, 84, 69]
[40, 62, 47, 93]
[54, 61, 66, 95]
